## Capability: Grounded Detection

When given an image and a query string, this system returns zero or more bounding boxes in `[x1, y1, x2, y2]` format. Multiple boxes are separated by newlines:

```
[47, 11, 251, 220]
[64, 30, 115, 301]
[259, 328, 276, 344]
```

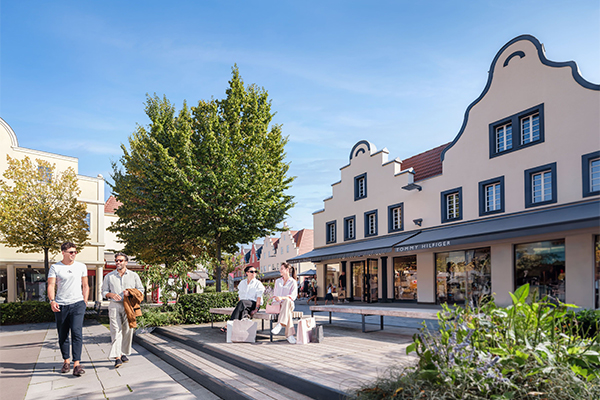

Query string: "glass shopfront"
[0, 267, 7, 303]
[515, 239, 565, 303]
[436, 248, 491, 305]
[394, 255, 417, 301]
[16, 267, 46, 302]
[352, 261, 364, 301]
[367, 259, 378, 303]
[351, 259, 378, 302]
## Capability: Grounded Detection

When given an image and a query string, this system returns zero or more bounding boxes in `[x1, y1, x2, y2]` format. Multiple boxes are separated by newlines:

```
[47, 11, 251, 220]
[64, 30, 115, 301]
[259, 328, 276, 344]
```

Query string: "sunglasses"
[248, 270, 258, 273]
[66, 251, 78, 254]
[115, 259, 127, 263]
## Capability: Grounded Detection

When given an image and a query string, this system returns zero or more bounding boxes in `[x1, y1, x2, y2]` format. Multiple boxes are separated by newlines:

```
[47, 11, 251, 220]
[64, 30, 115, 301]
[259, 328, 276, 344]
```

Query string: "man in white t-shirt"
[47, 242, 89, 377]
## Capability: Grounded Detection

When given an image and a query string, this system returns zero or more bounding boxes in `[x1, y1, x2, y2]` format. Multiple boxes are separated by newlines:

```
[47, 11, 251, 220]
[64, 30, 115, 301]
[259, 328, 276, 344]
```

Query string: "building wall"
[309, 35, 599, 308]
[0, 118, 105, 302]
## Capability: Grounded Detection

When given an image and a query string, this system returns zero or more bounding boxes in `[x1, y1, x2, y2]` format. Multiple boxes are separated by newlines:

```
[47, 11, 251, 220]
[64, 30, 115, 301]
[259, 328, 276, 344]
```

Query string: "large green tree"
[0, 156, 89, 290]
[111, 66, 294, 290]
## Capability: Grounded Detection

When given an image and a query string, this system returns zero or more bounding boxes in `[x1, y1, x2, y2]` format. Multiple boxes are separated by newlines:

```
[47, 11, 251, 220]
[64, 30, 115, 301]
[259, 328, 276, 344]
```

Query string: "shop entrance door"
[366, 259, 378, 303]
[351, 261, 364, 301]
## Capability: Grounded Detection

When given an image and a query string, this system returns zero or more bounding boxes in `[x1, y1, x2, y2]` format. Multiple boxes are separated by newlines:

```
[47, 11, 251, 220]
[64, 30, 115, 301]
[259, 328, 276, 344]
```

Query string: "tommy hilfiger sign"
[395, 240, 451, 252]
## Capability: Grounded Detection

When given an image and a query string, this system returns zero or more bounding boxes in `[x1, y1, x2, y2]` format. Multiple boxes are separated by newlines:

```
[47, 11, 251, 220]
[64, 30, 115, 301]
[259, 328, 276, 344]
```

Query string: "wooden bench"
[310, 305, 439, 332]
[209, 307, 304, 341]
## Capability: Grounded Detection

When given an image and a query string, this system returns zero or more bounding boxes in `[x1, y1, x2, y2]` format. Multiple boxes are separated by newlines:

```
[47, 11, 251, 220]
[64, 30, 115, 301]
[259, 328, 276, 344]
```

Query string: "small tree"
[0, 156, 89, 295]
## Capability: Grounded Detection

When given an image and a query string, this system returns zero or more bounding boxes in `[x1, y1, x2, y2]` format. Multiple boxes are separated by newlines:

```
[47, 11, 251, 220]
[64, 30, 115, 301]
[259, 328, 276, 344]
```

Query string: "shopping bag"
[310, 324, 324, 343]
[265, 302, 281, 314]
[226, 320, 234, 343]
[230, 319, 257, 343]
[296, 317, 316, 344]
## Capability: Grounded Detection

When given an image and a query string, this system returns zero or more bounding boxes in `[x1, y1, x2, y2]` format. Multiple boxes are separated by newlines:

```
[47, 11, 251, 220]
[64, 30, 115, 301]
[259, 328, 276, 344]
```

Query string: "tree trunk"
[216, 237, 222, 292]
[44, 247, 50, 301]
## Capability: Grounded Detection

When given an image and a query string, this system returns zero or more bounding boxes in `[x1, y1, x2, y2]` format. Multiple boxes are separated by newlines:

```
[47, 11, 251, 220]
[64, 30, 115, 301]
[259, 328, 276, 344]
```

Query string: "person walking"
[270, 263, 298, 344]
[338, 270, 348, 303]
[102, 252, 144, 369]
[47, 242, 89, 377]
[307, 278, 318, 305]
[325, 283, 335, 305]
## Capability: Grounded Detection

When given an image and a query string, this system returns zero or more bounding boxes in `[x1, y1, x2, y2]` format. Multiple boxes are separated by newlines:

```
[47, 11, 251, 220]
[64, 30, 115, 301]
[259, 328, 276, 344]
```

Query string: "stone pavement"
[0, 300, 434, 399]
[0, 321, 219, 400]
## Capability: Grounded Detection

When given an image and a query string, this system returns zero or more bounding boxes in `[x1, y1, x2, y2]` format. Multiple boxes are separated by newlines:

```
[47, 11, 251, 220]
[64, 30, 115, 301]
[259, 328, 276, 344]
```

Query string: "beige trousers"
[278, 297, 296, 337]
[108, 301, 133, 359]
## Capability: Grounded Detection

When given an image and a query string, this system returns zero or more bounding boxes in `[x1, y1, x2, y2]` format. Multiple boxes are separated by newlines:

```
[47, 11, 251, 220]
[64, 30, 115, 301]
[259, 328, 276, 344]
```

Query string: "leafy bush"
[564, 308, 600, 339]
[1, 301, 55, 325]
[354, 284, 600, 400]
[136, 305, 183, 329]
[177, 291, 239, 324]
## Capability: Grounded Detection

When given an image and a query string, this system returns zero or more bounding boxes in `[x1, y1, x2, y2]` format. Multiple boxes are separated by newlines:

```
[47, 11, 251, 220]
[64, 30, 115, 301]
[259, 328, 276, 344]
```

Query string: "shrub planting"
[1, 301, 55, 325]
[354, 284, 600, 400]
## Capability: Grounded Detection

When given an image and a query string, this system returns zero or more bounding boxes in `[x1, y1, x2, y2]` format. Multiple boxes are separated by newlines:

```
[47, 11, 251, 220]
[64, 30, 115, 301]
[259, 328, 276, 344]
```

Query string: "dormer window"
[354, 173, 367, 201]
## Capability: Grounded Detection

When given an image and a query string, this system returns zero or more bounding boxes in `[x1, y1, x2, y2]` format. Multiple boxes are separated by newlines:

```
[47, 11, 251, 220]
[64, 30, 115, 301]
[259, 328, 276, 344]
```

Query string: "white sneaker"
[287, 335, 297, 344]
[271, 323, 282, 335]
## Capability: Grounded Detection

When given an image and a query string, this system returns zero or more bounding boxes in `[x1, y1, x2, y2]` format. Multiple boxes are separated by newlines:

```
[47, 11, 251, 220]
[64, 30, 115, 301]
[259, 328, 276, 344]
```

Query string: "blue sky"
[1, 1, 599, 233]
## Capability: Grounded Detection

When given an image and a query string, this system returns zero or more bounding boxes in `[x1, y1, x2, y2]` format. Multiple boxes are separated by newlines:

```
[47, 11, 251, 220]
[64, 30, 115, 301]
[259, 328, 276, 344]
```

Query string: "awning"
[287, 230, 419, 263]
[393, 200, 599, 253]
[298, 269, 316, 276]
[288, 200, 599, 263]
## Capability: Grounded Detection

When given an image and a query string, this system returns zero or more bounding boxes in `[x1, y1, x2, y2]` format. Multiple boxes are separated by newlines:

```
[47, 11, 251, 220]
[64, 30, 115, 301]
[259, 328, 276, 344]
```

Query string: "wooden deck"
[162, 321, 419, 394]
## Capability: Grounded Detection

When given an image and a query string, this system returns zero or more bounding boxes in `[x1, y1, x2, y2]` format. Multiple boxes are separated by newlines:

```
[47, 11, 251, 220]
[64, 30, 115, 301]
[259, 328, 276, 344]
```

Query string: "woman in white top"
[222, 265, 265, 332]
[270, 263, 298, 344]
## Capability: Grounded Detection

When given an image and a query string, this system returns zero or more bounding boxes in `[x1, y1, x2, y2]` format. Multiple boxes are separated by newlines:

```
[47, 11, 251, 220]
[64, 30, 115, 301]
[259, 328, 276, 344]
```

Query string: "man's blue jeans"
[54, 300, 86, 362]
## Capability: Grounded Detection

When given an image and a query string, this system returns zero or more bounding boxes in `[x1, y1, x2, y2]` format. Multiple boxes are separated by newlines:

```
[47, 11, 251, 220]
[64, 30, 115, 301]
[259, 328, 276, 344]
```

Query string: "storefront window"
[0, 267, 7, 303]
[595, 236, 599, 309]
[436, 248, 491, 305]
[515, 239, 565, 303]
[16, 267, 46, 302]
[394, 255, 417, 301]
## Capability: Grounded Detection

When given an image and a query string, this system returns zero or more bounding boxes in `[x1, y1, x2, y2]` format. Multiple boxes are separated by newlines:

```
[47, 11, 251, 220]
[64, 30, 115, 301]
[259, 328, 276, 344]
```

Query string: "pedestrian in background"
[47, 242, 89, 377]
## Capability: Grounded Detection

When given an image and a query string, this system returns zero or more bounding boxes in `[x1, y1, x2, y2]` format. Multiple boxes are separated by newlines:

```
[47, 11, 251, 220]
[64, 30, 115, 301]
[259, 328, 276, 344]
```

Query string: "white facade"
[294, 35, 600, 308]
[0, 118, 106, 302]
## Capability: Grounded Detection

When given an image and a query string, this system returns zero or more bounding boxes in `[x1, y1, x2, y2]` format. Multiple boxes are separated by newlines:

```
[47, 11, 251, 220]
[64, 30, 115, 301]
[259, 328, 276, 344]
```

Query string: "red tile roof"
[104, 195, 123, 214]
[293, 229, 314, 255]
[401, 142, 450, 182]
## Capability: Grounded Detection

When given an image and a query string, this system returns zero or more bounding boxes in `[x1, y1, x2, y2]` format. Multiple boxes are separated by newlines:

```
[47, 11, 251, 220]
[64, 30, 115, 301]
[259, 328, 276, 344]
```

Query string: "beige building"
[0, 118, 106, 303]
[260, 227, 315, 276]
[290, 35, 600, 309]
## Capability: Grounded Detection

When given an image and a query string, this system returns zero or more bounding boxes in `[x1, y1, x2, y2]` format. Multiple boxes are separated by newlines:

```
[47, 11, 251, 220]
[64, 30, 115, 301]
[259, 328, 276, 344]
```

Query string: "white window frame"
[532, 170, 552, 203]
[391, 206, 402, 231]
[495, 123, 512, 153]
[485, 183, 501, 212]
[446, 192, 460, 219]
[591, 158, 600, 193]
[521, 113, 540, 145]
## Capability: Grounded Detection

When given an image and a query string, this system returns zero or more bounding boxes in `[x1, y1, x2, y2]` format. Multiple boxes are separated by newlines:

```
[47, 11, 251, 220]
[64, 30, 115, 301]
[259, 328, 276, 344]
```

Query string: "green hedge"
[177, 291, 239, 324]
[1, 301, 55, 325]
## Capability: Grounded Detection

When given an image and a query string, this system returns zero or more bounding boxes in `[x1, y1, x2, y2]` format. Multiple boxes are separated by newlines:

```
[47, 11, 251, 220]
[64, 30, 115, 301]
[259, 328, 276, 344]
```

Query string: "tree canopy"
[0, 156, 89, 286]
[110, 66, 295, 290]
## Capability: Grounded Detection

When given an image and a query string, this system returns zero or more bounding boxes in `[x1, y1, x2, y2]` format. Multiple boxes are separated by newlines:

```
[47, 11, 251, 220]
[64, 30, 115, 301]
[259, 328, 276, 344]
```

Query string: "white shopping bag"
[230, 319, 257, 343]
[296, 317, 316, 344]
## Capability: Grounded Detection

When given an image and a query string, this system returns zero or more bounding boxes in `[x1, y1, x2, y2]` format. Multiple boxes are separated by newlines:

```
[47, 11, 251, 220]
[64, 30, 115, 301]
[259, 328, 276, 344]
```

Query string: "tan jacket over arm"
[124, 288, 144, 328]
